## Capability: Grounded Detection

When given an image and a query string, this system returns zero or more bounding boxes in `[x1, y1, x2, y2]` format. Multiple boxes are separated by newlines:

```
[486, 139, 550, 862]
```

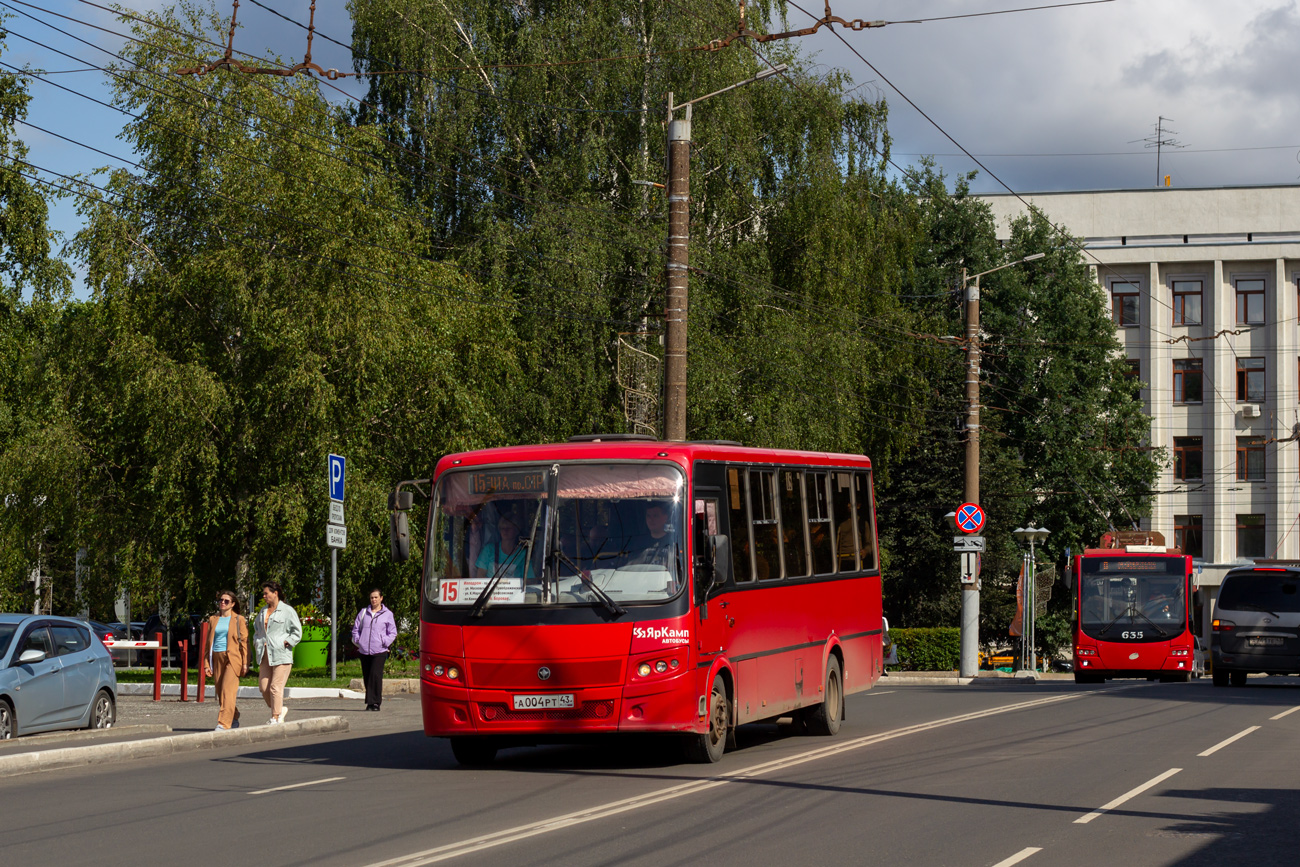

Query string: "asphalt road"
[2, 677, 1297, 867]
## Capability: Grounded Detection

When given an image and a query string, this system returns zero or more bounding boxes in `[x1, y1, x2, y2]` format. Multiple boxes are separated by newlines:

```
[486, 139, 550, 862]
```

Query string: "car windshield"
[0, 624, 14, 659]
[1218, 573, 1300, 613]
[426, 462, 686, 608]
[1079, 560, 1186, 640]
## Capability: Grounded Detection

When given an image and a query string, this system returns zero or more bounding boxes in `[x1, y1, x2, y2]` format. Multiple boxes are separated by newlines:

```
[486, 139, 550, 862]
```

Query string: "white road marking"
[248, 776, 346, 795]
[866, 690, 896, 696]
[1197, 726, 1260, 757]
[991, 847, 1042, 867]
[1073, 768, 1182, 824]
[364, 691, 1090, 867]
[1270, 706, 1300, 721]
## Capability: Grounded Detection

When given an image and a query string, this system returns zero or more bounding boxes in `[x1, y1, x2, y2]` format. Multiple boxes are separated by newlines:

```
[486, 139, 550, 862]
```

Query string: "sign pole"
[330, 547, 337, 682]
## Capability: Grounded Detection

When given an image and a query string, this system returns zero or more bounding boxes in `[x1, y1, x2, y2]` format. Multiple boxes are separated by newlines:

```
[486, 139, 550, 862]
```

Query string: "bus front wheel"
[685, 674, 729, 763]
[803, 657, 843, 736]
[449, 737, 498, 767]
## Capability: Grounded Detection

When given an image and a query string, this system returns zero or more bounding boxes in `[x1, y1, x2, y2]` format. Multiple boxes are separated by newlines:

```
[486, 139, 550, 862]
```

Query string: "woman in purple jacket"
[352, 588, 397, 711]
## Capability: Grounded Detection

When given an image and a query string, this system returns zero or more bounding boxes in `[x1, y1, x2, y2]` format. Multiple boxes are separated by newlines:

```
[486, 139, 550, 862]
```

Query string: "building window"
[1236, 357, 1265, 402]
[1174, 515, 1203, 559]
[1173, 436, 1203, 481]
[1237, 436, 1265, 481]
[1111, 282, 1139, 327]
[1172, 280, 1202, 325]
[1237, 514, 1265, 559]
[1173, 358, 1203, 403]
[1123, 359, 1141, 396]
[1236, 279, 1265, 325]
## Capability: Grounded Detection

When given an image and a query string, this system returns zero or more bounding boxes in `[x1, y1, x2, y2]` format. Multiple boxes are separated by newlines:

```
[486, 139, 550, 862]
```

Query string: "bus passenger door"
[694, 495, 731, 659]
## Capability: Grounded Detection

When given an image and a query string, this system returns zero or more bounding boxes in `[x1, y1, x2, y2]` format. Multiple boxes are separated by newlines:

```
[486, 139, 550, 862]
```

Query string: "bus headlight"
[638, 663, 652, 677]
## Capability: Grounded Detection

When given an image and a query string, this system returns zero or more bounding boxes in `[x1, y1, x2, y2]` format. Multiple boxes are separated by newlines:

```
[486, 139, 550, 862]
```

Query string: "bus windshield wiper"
[1097, 606, 1132, 636]
[470, 495, 546, 618]
[1128, 606, 1169, 637]
[555, 549, 626, 617]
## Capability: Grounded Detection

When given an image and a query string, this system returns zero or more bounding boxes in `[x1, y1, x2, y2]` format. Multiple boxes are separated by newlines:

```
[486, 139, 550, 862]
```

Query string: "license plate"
[1247, 636, 1284, 647]
[513, 693, 575, 710]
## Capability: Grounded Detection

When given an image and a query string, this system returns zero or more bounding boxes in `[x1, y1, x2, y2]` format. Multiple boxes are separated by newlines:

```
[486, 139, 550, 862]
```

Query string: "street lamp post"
[958, 251, 1045, 679]
[662, 64, 786, 441]
[1012, 525, 1050, 676]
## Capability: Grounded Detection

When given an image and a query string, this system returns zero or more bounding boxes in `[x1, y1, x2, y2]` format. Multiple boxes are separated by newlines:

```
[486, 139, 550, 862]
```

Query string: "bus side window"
[727, 467, 755, 583]
[833, 472, 858, 572]
[855, 471, 879, 571]
[780, 469, 809, 579]
[806, 472, 835, 575]
[749, 469, 780, 580]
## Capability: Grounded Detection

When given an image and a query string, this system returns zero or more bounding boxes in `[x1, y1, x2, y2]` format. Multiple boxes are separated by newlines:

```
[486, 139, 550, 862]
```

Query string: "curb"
[0, 724, 172, 751]
[118, 683, 364, 700]
[347, 678, 420, 695]
[0, 715, 350, 779]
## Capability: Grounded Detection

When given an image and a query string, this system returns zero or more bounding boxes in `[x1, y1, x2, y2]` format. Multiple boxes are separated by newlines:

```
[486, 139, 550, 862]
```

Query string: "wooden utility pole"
[663, 98, 692, 442]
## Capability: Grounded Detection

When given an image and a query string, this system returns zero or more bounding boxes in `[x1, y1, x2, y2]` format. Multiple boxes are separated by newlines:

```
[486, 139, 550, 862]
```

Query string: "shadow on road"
[1159, 785, 1300, 866]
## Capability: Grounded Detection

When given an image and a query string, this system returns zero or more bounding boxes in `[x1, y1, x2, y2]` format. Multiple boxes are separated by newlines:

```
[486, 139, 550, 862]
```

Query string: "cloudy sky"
[7, 1, 1299, 292]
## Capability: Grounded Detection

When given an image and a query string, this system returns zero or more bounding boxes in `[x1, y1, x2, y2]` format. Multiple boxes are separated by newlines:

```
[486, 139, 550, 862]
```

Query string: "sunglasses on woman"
[217, 598, 233, 606]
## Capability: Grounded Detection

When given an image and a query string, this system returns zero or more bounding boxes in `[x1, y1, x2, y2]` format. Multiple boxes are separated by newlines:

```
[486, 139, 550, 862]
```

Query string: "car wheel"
[1229, 670, 1247, 687]
[1212, 668, 1229, 687]
[0, 699, 13, 739]
[88, 690, 115, 730]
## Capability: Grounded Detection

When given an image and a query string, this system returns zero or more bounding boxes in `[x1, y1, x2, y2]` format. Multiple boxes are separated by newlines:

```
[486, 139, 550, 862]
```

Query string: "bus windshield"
[1079, 558, 1187, 641]
[426, 462, 686, 608]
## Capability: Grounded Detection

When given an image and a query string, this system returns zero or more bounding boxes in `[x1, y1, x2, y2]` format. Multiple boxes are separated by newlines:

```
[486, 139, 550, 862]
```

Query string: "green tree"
[52, 1, 515, 619]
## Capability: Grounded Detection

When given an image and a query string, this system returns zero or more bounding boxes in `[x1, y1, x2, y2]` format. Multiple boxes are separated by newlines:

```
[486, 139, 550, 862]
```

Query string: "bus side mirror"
[706, 534, 732, 594]
[389, 490, 414, 562]
[390, 512, 410, 562]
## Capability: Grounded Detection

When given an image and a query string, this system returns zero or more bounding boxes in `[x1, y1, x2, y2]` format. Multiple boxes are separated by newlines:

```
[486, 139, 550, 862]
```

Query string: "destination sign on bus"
[468, 470, 545, 495]
[437, 578, 526, 605]
[1085, 558, 1182, 574]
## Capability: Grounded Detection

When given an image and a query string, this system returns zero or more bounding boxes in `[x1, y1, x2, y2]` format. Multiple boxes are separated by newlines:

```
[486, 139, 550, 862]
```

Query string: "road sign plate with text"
[327, 523, 347, 549]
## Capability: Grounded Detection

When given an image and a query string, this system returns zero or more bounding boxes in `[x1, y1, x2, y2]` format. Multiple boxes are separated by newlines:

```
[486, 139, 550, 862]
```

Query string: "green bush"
[889, 627, 961, 671]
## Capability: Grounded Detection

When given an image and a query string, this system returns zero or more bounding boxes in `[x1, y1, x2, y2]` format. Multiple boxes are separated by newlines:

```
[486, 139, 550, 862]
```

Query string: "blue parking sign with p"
[328, 454, 346, 502]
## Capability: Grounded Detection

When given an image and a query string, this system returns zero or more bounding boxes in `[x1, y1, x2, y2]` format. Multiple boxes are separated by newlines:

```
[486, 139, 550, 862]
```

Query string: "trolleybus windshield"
[426, 462, 686, 608]
[1079, 557, 1187, 641]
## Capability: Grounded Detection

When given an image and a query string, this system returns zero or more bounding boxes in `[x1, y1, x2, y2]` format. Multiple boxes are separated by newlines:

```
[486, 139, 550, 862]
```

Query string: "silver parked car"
[0, 614, 117, 739]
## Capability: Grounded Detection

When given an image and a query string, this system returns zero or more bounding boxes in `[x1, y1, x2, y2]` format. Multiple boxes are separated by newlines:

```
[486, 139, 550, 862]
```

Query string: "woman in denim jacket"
[253, 581, 302, 724]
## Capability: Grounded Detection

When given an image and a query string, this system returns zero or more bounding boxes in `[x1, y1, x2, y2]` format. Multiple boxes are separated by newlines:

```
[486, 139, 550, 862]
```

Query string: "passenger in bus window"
[624, 501, 676, 568]
[836, 518, 858, 571]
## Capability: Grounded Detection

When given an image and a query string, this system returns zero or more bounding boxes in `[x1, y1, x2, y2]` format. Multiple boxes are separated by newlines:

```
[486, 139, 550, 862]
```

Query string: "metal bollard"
[153, 632, 163, 701]
[197, 621, 209, 703]
[179, 640, 189, 701]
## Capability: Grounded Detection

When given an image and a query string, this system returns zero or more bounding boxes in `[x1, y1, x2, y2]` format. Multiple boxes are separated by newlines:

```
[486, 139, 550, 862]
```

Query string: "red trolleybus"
[388, 435, 885, 765]
[1070, 531, 1196, 684]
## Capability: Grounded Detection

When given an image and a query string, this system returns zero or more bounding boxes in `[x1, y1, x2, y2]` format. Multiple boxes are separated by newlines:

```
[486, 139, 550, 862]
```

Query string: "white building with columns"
[981, 185, 1300, 627]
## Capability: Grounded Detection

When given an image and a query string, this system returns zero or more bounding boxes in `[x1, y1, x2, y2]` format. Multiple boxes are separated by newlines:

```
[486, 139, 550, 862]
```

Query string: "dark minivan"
[1212, 565, 1300, 686]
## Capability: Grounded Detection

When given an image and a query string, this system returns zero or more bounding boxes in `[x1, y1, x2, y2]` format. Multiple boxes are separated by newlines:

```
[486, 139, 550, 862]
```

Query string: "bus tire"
[449, 737, 498, 767]
[1212, 668, 1229, 687]
[1074, 671, 1101, 684]
[804, 656, 842, 736]
[685, 674, 729, 763]
[1229, 670, 1248, 687]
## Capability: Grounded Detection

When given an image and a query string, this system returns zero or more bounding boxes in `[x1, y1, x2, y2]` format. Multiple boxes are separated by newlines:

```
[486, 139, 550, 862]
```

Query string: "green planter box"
[293, 625, 331, 668]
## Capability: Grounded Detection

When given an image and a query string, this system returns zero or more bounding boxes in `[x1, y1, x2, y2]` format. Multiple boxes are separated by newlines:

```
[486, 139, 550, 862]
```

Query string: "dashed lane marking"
[1074, 768, 1182, 824]
[248, 776, 346, 795]
[991, 847, 1042, 867]
[1269, 706, 1300, 721]
[1198, 726, 1260, 757]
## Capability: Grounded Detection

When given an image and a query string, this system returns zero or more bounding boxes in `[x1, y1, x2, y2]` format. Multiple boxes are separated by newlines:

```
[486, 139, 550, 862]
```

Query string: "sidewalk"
[0, 690, 422, 779]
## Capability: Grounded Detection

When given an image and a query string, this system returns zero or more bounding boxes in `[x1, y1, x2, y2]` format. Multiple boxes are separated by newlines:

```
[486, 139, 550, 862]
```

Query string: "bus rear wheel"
[685, 674, 729, 763]
[803, 657, 842, 736]
[449, 737, 498, 767]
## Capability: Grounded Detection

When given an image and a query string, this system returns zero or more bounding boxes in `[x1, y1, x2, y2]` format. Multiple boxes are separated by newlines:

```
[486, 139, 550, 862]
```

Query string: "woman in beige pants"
[252, 581, 302, 724]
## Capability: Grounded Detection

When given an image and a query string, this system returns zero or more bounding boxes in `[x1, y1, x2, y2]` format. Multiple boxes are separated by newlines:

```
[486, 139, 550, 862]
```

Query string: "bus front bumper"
[421, 677, 701, 736]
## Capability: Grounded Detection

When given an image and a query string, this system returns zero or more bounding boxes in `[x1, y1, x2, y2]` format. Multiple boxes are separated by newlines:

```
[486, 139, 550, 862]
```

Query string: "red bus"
[1070, 531, 1196, 683]
[389, 436, 885, 764]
